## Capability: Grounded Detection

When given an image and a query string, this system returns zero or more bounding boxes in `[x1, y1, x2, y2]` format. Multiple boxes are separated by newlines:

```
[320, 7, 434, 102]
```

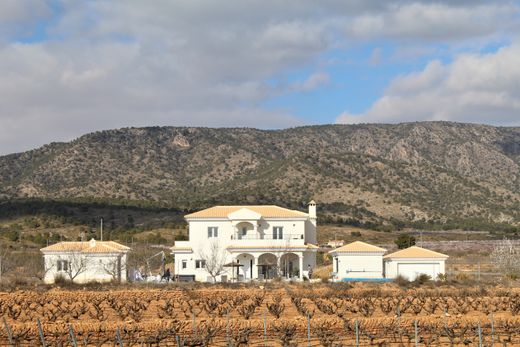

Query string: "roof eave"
[384, 256, 449, 260]
[330, 251, 386, 255]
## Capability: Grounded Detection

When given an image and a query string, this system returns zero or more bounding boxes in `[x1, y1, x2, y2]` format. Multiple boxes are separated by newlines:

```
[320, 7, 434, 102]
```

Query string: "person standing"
[307, 264, 313, 279]
[163, 268, 171, 282]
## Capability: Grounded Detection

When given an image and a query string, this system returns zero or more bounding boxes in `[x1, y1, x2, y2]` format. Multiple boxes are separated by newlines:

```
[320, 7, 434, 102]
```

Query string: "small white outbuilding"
[40, 239, 130, 284]
[329, 241, 387, 280]
[383, 246, 448, 281]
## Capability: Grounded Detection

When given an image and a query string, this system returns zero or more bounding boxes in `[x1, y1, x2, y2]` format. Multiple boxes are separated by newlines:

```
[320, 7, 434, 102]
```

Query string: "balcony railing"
[232, 233, 304, 241]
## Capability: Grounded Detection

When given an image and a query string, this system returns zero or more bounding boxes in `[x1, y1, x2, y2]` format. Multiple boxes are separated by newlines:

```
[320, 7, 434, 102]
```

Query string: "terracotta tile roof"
[185, 205, 309, 219]
[330, 241, 387, 254]
[383, 246, 448, 259]
[40, 239, 130, 254]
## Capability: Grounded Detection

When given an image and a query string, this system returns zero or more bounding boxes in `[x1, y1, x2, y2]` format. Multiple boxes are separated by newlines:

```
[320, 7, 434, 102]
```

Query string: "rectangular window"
[181, 260, 187, 269]
[273, 227, 283, 240]
[208, 227, 218, 238]
[57, 260, 69, 272]
[195, 260, 206, 269]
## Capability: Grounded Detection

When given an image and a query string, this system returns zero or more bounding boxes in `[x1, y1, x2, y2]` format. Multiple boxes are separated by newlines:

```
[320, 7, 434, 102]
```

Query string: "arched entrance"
[280, 253, 300, 278]
[236, 253, 255, 280]
[258, 253, 278, 280]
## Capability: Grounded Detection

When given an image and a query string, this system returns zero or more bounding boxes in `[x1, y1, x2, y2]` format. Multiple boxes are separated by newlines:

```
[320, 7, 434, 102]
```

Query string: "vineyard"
[1, 286, 520, 346]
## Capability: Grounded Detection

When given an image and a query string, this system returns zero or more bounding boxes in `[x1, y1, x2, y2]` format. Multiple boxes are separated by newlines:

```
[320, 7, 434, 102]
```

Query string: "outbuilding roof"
[383, 246, 448, 259]
[40, 239, 130, 254]
[185, 205, 309, 219]
[329, 241, 387, 254]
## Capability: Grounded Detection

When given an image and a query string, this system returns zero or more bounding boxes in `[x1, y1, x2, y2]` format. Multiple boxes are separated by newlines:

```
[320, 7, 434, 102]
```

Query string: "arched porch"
[257, 253, 278, 280]
[235, 253, 255, 280]
[280, 252, 300, 279]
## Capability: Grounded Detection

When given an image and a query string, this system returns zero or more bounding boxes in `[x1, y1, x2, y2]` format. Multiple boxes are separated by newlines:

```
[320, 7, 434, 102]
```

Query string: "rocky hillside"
[0, 122, 519, 229]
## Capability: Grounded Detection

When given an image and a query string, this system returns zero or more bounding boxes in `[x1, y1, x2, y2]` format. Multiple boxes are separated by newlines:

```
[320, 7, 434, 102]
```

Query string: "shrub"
[54, 274, 70, 286]
[414, 274, 431, 285]
[394, 234, 416, 249]
[394, 275, 409, 287]
[437, 273, 447, 281]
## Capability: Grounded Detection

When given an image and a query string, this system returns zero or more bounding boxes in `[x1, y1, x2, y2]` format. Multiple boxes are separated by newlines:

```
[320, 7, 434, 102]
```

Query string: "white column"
[254, 255, 260, 280]
[276, 256, 282, 278]
[299, 254, 304, 280]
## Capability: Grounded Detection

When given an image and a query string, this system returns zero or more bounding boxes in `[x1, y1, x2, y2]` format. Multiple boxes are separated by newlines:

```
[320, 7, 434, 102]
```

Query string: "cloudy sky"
[1, 0, 520, 154]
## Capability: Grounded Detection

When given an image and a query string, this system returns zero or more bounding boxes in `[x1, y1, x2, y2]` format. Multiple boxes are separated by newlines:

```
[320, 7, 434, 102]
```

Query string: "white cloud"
[345, 2, 518, 41]
[337, 44, 520, 126]
[290, 72, 331, 92]
[1, 1, 520, 154]
[0, 0, 51, 41]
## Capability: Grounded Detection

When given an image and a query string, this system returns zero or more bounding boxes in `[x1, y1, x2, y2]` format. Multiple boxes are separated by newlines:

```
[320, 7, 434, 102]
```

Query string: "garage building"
[329, 241, 387, 280]
[384, 246, 448, 281]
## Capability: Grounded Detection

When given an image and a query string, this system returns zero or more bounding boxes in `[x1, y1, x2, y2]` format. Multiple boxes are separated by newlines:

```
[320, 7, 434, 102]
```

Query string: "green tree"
[394, 234, 416, 249]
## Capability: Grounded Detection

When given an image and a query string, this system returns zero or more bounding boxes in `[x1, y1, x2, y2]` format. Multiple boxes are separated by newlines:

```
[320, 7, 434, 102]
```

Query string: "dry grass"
[312, 265, 332, 281]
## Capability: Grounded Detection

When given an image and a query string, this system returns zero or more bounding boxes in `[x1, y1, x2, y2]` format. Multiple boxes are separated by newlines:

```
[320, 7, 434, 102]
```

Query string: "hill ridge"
[1, 122, 519, 229]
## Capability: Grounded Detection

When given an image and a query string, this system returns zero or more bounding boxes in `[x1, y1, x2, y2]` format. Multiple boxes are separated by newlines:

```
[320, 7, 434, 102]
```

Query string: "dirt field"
[1, 284, 520, 346]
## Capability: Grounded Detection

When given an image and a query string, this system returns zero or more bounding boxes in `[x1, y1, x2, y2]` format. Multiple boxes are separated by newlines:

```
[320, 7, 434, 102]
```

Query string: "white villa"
[40, 239, 130, 284]
[172, 202, 318, 282]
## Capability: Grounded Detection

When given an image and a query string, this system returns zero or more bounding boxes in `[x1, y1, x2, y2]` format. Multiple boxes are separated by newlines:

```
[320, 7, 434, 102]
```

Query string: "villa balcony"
[232, 233, 303, 241]
[230, 233, 306, 247]
[172, 234, 307, 250]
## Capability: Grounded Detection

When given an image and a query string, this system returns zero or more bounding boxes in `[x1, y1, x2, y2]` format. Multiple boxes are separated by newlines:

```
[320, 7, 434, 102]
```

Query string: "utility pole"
[100, 218, 104, 241]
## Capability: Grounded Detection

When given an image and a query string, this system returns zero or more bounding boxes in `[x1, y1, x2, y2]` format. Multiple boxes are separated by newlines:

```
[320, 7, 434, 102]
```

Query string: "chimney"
[308, 200, 316, 219]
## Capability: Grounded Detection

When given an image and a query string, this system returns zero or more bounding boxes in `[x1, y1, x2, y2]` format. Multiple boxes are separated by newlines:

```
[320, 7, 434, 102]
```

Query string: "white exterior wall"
[187, 219, 309, 251]
[332, 253, 385, 279]
[305, 219, 317, 244]
[174, 249, 314, 282]
[43, 252, 128, 284]
[174, 215, 317, 282]
[384, 258, 446, 280]
[303, 251, 316, 278]
[173, 251, 213, 282]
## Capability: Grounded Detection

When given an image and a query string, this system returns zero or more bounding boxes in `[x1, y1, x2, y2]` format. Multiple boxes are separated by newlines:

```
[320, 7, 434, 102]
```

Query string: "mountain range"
[1, 122, 519, 230]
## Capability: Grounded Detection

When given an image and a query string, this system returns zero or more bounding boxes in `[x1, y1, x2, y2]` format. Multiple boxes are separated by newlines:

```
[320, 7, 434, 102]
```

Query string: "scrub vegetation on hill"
[0, 122, 519, 232]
